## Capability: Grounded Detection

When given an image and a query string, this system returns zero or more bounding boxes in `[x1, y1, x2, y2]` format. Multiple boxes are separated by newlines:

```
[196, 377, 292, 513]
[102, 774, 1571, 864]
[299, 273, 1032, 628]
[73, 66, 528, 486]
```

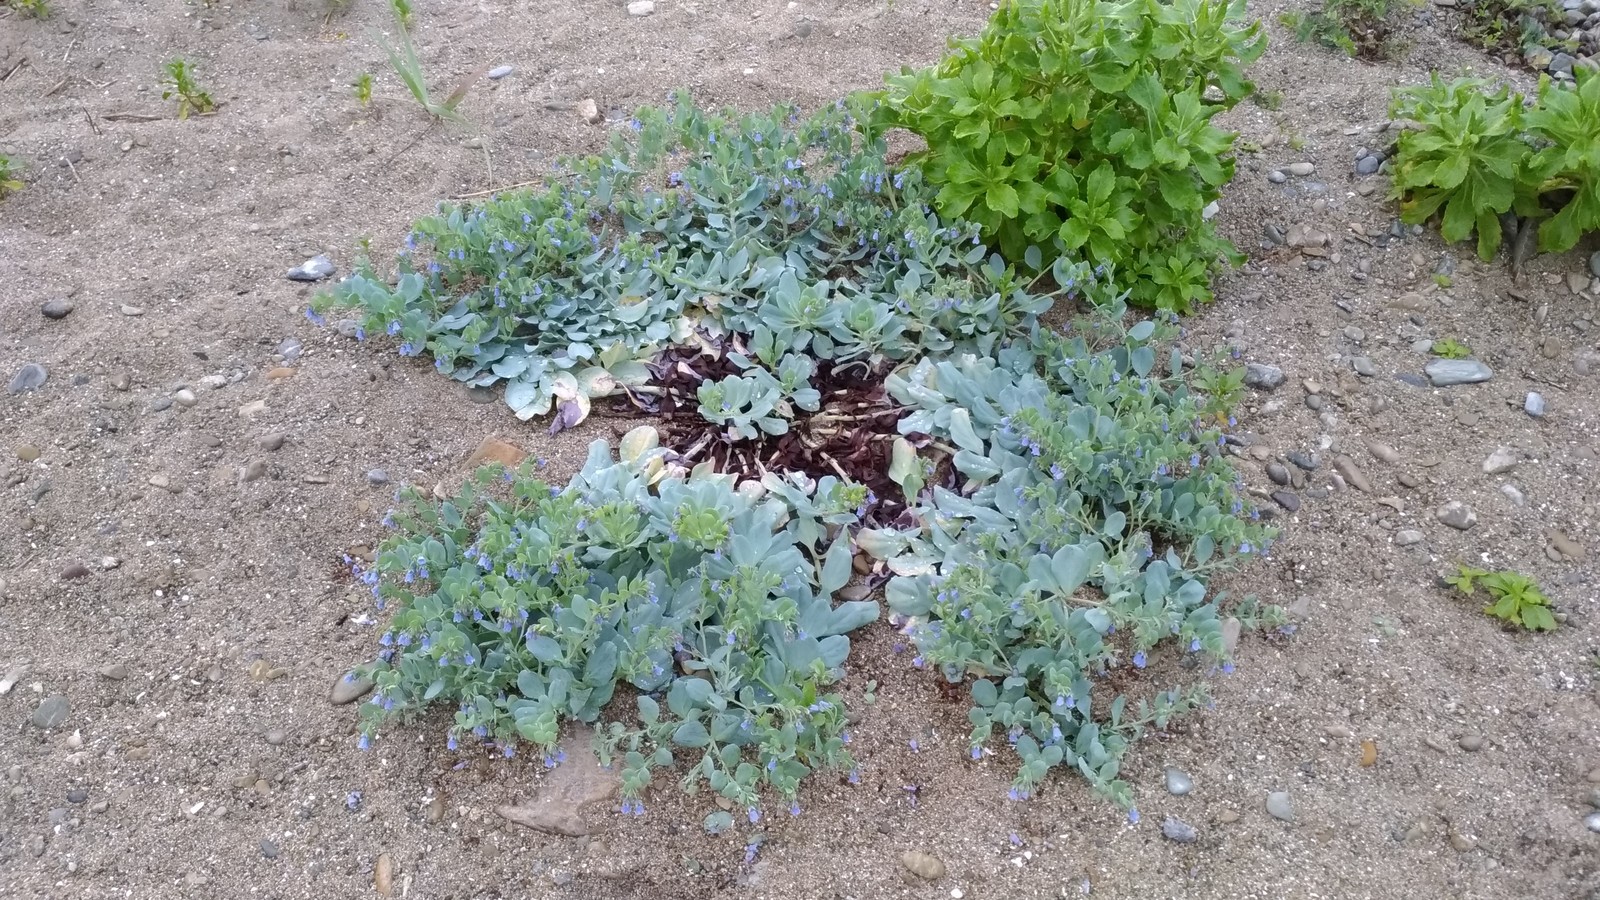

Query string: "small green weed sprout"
[1430, 337, 1472, 359]
[5, 0, 50, 18]
[374, 6, 474, 121]
[353, 72, 373, 107]
[160, 59, 216, 119]
[1445, 565, 1557, 632]
[0, 156, 24, 198]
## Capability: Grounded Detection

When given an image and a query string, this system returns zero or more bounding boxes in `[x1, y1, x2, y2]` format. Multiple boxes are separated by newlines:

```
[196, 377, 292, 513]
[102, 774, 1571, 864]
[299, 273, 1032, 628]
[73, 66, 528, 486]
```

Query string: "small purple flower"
[1128, 807, 1140, 824]
[346, 791, 362, 810]
[747, 807, 760, 824]
[970, 746, 982, 760]
[358, 734, 372, 751]
[1132, 650, 1147, 669]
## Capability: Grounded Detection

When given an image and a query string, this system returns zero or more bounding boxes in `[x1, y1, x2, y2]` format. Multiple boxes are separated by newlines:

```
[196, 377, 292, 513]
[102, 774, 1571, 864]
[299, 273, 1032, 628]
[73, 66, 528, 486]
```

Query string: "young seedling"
[1445, 565, 1558, 632]
[353, 72, 374, 107]
[0, 156, 24, 198]
[160, 59, 216, 119]
[5, 0, 50, 18]
[390, 0, 413, 27]
[373, 9, 478, 122]
[1430, 337, 1472, 359]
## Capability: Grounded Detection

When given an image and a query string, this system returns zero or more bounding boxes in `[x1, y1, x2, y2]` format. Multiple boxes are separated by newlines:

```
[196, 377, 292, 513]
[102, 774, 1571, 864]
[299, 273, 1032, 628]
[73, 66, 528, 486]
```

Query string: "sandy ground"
[1, 1, 1598, 898]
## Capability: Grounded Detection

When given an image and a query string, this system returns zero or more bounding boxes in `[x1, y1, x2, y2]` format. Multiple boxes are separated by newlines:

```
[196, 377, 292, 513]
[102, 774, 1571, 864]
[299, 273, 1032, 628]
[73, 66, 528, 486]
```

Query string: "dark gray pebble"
[286, 256, 336, 282]
[41, 299, 75, 320]
[1285, 451, 1318, 471]
[1271, 490, 1301, 512]
[9, 363, 48, 394]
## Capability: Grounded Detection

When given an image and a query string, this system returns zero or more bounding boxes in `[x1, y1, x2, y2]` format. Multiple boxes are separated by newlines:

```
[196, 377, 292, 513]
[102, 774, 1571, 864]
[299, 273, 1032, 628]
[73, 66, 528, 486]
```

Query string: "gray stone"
[9, 363, 48, 394]
[277, 337, 303, 362]
[1271, 491, 1301, 512]
[1351, 356, 1375, 377]
[496, 726, 621, 836]
[260, 433, 287, 452]
[1161, 816, 1199, 843]
[1500, 483, 1526, 506]
[1482, 447, 1518, 475]
[487, 65, 514, 80]
[1395, 529, 1424, 546]
[286, 255, 336, 282]
[1286, 451, 1318, 471]
[1424, 358, 1493, 386]
[148, 396, 173, 413]
[1589, 251, 1600, 278]
[365, 469, 389, 486]
[1586, 811, 1600, 834]
[330, 672, 375, 705]
[1356, 155, 1381, 175]
[1525, 392, 1546, 418]
[31, 696, 70, 729]
[626, 0, 655, 14]
[1266, 463, 1291, 486]
[1343, 326, 1366, 342]
[1287, 162, 1315, 176]
[1268, 170, 1287, 184]
[99, 664, 128, 680]
[1437, 501, 1477, 530]
[41, 299, 74, 320]
[67, 788, 88, 804]
[1165, 767, 1194, 796]
[1550, 51, 1577, 76]
[260, 839, 279, 859]
[1333, 456, 1371, 492]
[1244, 363, 1285, 390]
[1459, 733, 1485, 752]
[1368, 442, 1401, 464]
[1266, 791, 1294, 822]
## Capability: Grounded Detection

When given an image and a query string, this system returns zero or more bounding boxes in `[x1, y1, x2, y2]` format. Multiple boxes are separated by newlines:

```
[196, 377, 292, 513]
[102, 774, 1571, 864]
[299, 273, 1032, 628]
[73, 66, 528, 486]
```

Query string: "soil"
[2, 2, 1598, 899]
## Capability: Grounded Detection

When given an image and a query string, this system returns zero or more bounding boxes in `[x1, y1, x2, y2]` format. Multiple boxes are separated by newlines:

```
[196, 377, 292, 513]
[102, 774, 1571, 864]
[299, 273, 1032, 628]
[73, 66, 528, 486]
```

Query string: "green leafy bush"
[1444, 565, 1557, 632]
[357, 430, 877, 818]
[861, 0, 1265, 312]
[1390, 69, 1600, 260]
[859, 301, 1280, 812]
[315, 95, 1056, 426]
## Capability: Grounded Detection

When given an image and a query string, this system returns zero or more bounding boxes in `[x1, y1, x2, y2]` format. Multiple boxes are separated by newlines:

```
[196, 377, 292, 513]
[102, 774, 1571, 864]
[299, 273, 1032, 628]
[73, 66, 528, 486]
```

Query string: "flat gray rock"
[1244, 363, 1285, 390]
[9, 363, 48, 394]
[1162, 815, 1199, 842]
[31, 696, 70, 729]
[1424, 358, 1493, 386]
[286, 255, 336, 282]
[1437, 501, 1478, 530]
[487, 65, 514, 80]
[1164, 767, 1194, 796]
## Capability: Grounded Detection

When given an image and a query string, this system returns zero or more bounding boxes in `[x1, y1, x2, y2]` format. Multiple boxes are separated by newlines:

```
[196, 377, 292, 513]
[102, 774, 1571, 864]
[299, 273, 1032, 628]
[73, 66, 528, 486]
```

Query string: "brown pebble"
[1217, 809, 1241, 824]
[466, 436, 527, 469]
[111, 373, 131, 391]
[266, 367, 297, 380]
[426, 796, 445, 824]
[61, 563, 92, 580]
[17, 445, 40, 462]
[126, 747, 151, 761]
[899, 850, 946, 881]
[375, 853, 394, 897]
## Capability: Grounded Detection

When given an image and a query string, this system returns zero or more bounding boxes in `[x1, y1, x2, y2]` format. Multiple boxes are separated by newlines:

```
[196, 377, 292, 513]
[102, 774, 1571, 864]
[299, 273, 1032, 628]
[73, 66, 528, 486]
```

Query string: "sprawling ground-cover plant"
[1390, 69, 1600, 260]
[356, 429, 877, 819]
[326, 93, 1280, 821]
[862, 0, 1265, 312]
[858, 300, 1281, 812]
[314, 94, 1057, 428]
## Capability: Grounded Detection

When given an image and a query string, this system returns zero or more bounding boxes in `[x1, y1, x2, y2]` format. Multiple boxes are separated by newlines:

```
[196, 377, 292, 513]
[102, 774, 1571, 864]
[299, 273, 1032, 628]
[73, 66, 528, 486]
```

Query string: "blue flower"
[1127, 807, 1140, 824]
[747, 807, 760, 824]
[1132, 651, 1147, 669]
[305, 308, 326, 326]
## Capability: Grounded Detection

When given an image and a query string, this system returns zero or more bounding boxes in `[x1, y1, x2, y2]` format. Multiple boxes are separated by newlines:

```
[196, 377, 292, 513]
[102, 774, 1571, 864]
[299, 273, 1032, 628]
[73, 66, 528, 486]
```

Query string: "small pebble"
[1424, 358, 1493, 386]
[264, 728, 287, 746]
[1244, 363, 1285, 390]
[1437, 501, 1477, 530]
[366, 469, 390, 486]
[260, 433, 287, 452]
[260, 839, 280, 859]
[1395, 529, 1424, 546]
[1589, 251, 1600, 279]
[61, 563, 92, 579]
[41, 299, 75, 320]
[487, 65, 514, 80]
[286, 256, 336, 282]
[1351, 356, 1375, 377]
[1268, 170, 1287, 184]
[1287, 162, 1315, 176]
[1164, 767, 1194, 796]
[67, 788, 88, 804]
[31, 696, 70, 729]
[1271, 490, 1301, 512]
[99, 664, 128, 680]
[1356, 155, 1381, 175]
[1524, 392, 1545, 418]
[899, 850, 946, 881]
[1266, 462, 1290, 486]
[174, 389, 198, 407]
[1265, 791, 1294, 822]
[120, 304, 144, 316]
[9, 363, 48, 394]
[626, 0, 655, 14]
[1482, 447, 1518, 475]
[330, 671, 376, 705]
[1585, 811, 1600, 834]
[1161, 816, 1198, 843]
[1459, 733, 1484, 752]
